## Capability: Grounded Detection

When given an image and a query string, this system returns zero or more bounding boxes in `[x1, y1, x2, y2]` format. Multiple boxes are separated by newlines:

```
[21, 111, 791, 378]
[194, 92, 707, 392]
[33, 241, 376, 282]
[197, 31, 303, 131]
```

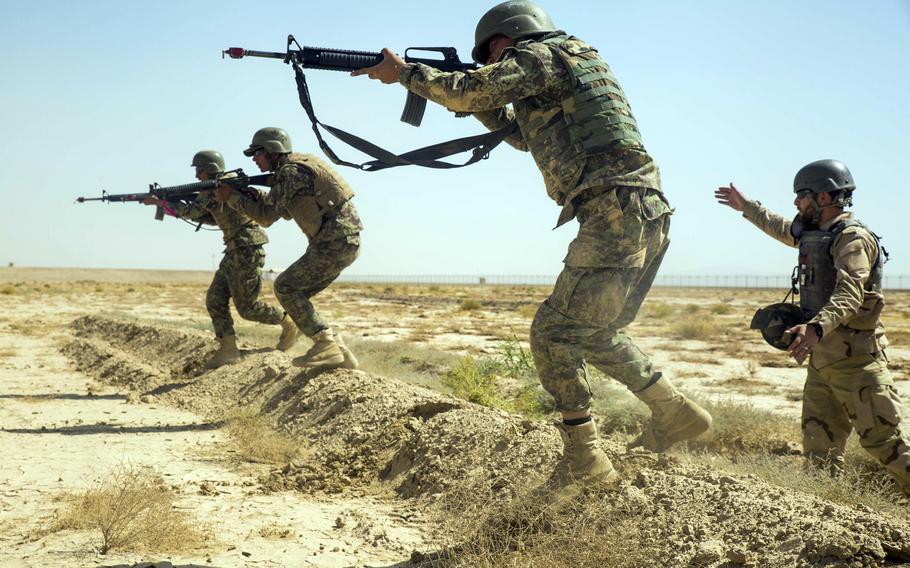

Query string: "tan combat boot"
[291, 328, 345, 369]
[543, 420, 619, 501]
[630, 376, 712, 452]
[205, 334, 241, 369]
[276, 314, 300, 352]
[336, 333, 360, 370]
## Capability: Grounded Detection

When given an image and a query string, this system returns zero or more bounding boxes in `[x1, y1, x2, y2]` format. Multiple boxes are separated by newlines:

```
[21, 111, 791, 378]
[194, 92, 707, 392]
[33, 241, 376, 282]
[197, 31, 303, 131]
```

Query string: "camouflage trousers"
[208, 245, 284, 338]
[802, 352, 910, 493]
[531, 188, 671, 412]
[274, 232, 360, 337]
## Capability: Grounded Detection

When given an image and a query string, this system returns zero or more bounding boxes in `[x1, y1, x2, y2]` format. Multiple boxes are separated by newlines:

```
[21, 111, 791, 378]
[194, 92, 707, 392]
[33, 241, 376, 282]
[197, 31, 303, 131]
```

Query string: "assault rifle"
[224, 36, 477, 127]
[223, 35, 517, 172]
[76, 168, 269, 221]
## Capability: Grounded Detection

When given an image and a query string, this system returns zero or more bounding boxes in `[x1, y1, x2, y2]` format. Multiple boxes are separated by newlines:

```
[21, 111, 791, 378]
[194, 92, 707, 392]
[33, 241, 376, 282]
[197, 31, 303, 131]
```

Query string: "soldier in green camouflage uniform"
[215, 128, 362, 370]
[716, 159, 910, 493]
[355, 1, 711, 496]
[145, 150, 295, 369]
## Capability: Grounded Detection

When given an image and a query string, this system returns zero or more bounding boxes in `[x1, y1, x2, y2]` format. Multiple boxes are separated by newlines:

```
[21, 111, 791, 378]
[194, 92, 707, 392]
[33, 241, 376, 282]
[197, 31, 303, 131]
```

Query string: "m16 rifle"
[223, 35, 517, 171]
[76, 168, 269, 221]
[224, 37, 476, 127]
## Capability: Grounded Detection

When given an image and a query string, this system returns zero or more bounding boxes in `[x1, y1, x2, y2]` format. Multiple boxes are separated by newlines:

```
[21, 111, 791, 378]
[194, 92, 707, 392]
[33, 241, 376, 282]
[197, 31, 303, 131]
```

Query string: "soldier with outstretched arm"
[353, 1, 712, 499]
[214, 128, 361, 371]
[716, 160, 910, 493]
[143, 151, 297, 369]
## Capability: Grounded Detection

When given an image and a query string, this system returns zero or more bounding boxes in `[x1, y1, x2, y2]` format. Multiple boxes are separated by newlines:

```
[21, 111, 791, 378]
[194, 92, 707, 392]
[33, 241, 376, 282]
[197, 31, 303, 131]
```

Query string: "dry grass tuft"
[458, 299, 482, 311]
[54, 464, 207, 554]
[710, 303, 733, 315]
[432, 481, 649, 568]
[694, 398, 799, 455]
[224, 411, 301, 465]
[669, 320, 713, 341]
[0, 285, 16, 295]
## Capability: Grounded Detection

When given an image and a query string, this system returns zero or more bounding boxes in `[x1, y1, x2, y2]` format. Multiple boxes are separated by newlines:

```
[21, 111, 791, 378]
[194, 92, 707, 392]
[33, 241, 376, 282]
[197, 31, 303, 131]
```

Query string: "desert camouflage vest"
[281, 153, 355, 239]
[519, 35, 644, 203]
[797, 219, 884, 328]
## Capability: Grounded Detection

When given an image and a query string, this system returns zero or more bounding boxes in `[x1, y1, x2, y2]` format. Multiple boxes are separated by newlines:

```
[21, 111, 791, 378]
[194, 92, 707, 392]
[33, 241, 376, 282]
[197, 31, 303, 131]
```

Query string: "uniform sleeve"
[741, 199, 797, 248]
[808, 230, 877, 336]
[168, 200, 216, 225]
[226, 187, 283, 227]
[397, 45, 554, 113]
[473, 107, 528, 151]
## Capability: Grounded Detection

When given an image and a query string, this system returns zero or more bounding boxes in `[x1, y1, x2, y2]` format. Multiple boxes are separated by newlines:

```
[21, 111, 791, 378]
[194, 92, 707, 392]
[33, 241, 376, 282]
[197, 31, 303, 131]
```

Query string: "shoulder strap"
[292, 62, 518, 172]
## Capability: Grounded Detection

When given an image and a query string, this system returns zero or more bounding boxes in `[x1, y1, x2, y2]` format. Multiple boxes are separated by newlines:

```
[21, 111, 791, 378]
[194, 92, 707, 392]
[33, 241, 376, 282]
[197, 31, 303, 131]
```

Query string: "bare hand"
[785, 323, 819, 364]
[351, 48, 405, 84]
[715, 183, 747, 212]
[214, 183, 232, 202]
[142, 196, 161, 206]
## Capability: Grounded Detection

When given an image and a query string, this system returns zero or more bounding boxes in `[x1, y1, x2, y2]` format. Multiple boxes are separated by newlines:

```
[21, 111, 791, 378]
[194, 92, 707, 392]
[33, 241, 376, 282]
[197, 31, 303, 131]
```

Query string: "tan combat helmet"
[472, 0, 557, 63]
[191, 150, 225, 174]
[243, 127, 293, 157]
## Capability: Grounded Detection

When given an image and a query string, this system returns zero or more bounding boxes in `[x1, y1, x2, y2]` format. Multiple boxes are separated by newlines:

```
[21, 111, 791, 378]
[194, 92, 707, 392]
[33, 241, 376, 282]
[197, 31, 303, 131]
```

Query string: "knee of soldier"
[273, 272, 292, 300]
[233, 299, 256, 320]
[802, 417, 837, 453]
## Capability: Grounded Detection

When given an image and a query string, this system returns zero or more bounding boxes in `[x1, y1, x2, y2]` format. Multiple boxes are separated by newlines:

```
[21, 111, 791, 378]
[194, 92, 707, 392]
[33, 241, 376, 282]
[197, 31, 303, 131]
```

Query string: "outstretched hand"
[351, 48, 405, 84]
[715, 183, 747, 212]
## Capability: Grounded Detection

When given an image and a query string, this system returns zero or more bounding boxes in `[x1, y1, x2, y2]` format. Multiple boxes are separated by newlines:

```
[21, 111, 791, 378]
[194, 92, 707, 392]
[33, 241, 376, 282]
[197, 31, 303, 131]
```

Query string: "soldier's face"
[795, 193, 815, 222]
[252, 150, 270, 172]
[486, 35, 514, 64]
[195, 168, 212, 182]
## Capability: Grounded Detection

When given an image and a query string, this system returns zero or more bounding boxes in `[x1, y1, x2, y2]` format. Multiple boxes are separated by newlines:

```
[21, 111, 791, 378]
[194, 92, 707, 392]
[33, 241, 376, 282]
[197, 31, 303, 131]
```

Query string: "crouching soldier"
[144, 150, 296, 368]
[215, 128, 361, 370]
[716, 159, 910, 494]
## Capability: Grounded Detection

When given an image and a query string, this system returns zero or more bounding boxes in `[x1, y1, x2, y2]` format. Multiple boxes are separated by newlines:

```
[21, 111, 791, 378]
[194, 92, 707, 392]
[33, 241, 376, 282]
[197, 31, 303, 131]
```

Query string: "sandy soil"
[0, 285, 425, 567]
[2, 267, 910, 568]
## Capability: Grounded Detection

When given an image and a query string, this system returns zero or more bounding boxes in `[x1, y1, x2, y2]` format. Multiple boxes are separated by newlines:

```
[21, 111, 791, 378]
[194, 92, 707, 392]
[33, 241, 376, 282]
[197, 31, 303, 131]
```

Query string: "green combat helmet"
[472, 0, 557, 63]
[750, 303, 805, 350]
[191, 150, 225, 174]
[243, 127, 293, 157]
[794, 159, 855, 206]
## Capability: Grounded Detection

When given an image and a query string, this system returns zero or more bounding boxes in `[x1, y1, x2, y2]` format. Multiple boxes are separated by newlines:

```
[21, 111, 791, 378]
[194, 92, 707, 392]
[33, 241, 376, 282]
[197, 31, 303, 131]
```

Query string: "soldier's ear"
[817, 192, 834, 206]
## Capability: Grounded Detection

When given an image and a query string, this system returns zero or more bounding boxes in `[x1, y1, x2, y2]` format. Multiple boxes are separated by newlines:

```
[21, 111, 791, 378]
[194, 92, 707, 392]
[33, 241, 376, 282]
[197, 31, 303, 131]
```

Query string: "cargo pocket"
[854, 385, 903, 442]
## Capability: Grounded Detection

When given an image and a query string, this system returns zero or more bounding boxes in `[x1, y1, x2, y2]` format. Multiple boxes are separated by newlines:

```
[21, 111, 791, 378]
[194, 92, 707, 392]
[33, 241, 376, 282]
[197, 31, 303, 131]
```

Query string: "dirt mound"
[623, 462, 910, 566]
[60, 316, 910, 567]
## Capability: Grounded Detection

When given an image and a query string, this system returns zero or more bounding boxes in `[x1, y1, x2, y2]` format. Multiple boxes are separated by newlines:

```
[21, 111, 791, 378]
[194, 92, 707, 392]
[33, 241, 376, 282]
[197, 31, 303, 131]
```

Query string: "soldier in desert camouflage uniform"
[214, 128, 361, 370]
[143, 150, 296, 369]
[716, 159, 910, 493]
[354, 1, 711, 497]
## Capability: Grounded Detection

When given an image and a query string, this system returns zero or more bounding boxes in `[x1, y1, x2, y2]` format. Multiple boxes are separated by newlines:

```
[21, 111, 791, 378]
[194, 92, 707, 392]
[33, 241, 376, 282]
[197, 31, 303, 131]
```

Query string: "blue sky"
[1, 1, 908, 277]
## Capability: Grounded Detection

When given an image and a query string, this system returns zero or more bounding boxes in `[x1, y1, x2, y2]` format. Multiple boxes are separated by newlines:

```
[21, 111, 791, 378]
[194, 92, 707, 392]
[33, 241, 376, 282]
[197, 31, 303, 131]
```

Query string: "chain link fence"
[261, 272, 910, 290]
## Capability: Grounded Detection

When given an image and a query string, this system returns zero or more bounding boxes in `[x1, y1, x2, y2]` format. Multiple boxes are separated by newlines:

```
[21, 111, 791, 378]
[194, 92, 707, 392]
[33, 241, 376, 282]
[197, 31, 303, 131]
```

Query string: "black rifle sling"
[291, 62, 518, 172]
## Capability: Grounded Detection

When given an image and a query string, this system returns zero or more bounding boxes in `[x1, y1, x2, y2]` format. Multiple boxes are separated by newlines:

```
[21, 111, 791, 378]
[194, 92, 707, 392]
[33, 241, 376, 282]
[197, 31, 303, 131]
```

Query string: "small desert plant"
[669, 320, 713, 341]
[54, 464, 206, 554]
[444, 356, 505, 408]
[459, 299, 482, 311]
[0, 285, 16, 295]
[224, 411, 301, 464]
[710, 303, 733, 315]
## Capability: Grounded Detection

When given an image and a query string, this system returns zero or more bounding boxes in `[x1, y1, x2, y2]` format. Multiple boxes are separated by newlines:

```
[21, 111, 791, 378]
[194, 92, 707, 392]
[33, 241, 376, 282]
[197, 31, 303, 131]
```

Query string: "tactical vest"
[195, 183, 268, 250]
[518, 35, 645, 204]
[279, 153, 355, 239]
[797, 219, 884, 328]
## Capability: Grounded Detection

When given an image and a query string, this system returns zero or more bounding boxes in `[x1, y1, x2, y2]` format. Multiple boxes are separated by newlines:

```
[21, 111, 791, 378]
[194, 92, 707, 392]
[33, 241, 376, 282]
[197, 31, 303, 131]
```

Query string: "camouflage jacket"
[169, 191, 267, 252]
[742, 199, 888, 367]
[226, 153, 362, 244]
[398, 33, 662, 224]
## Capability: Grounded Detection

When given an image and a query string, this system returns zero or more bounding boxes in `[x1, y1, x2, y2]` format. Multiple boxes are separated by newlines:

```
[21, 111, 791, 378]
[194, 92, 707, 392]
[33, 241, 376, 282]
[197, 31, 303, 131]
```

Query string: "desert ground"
[2, 267, 910, 568]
